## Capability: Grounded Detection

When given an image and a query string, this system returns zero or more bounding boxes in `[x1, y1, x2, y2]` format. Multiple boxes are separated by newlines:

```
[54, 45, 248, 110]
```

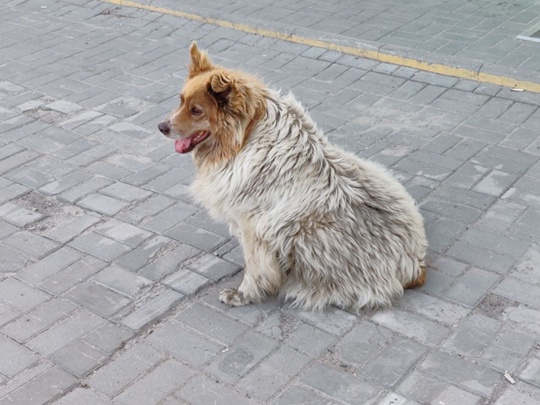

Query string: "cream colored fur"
[193, 97, 427, 311]
[166, 44, 428, 311]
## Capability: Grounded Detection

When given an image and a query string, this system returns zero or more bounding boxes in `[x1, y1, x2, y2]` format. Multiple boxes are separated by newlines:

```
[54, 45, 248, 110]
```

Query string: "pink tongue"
[175, 138, 192, 154]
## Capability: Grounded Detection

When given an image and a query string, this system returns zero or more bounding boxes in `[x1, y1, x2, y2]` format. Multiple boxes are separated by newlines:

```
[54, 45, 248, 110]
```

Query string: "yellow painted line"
[102, 0, 540, 93]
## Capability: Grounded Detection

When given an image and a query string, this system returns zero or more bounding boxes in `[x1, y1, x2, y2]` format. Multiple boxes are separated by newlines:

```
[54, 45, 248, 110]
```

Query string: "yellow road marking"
[102, 0, 540, 93]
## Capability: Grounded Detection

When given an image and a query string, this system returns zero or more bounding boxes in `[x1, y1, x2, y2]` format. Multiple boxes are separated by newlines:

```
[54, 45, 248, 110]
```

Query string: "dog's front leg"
[219, 233, 282, 306]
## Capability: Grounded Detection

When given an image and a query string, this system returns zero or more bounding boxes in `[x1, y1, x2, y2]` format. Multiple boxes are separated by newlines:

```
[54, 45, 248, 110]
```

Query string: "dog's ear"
[188, 42, 213, 78]
[207, 72, 247, 114]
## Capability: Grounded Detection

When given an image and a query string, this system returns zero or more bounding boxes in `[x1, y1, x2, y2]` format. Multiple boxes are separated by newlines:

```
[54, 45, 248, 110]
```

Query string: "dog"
[158, 42, 428, 311]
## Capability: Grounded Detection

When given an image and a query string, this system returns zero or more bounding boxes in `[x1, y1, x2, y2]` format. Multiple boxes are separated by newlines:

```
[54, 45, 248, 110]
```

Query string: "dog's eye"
[190, 107, 202, 116]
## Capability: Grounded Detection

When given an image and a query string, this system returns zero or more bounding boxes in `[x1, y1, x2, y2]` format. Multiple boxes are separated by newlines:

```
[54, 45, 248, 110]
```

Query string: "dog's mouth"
[174, 130, 211, 154]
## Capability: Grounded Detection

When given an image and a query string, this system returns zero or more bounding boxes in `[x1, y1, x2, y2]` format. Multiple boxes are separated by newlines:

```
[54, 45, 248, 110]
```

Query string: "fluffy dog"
[158, 43, 428, 311]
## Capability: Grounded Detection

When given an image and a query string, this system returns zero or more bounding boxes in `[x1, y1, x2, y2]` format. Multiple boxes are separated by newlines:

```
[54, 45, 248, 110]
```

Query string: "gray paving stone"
[88, 343, 164, 398]
[138, 242, 199, 281]
[0, 334, 41, 377]
[443, 313, 501, 357]
[0, 150, 39, 176]
[54, 388, 110, 405]
[78, 193, 130, 216]
[520, 358, 540, 388]
[119, 287, 184, 331]
[372, 310, 451, 346]
[493, 277, 540, 309]
[93, 265, 152, 298]
[425, 217, 468, 254]
[0, 217, 18, 237]
[177, 374, 256, 405]
[474, 169, 517, 196]
[140, 201, 198, 233]
[284, 306, 357, 336]
[46, 100, 83, 114]
[39, 255, 107, 295]
[399, 290, 470, 325]
[95, 220, 153, 247]
[40, 170, 93, 195]
[115, 235, 172, 271]
[361, 337, 427, 388]
[333, 321, 393, 366]
[420, 350, 503, 397]
[163, 268, 212, 295]
[0, 202, 43, 226]
[68, 232, 131, 262]
[51, 339, 107, 378]
[65, 280, 132, 317]
[509, 208, 540, 243]
[398, 370, 483, 405]
[1, 297, 78, 342]
[0, 278, 50, 312]
[122, 163, 171, 186]
[4, 230, 59, 259]
[86, 161, 133, 181]
[5, 167, 55, 189]
[495, 385, 540, 405]
[0, 243, 30, 273]
[26, 309, 104, 356]
[166, 222, 227, 252]
[0, 365, 77, 405]
[444, 267, 501, 307]
[475, 200, 527, 234]
[430, 184, 496, 210]
[0, 303, 19, 328]
[237, 346, 311, 401]
[512, 244, 540, 286]
[59, 110, 103, 130]
[301, 363, 381, 404]
[184, 254, 240, 281]
[208, 330, 278, 384]
[100, 181, 153, 202]
[65, 144, 115, 167]
[286, 322, 336, 357]
[147, 320, 224, 368]
[471, 145, 538, 175]
[82, 321, 135, 354]
[117, 194, 175, 224]
[256, 311, 299, 341]
[447, 242, 516, 275]
[481, 326, 537, 373]
[43, 213, 102, 244]
[59, 176, 112, 203]
[273, 385, 338, 405]
[175, 303, 249, 345]
[15, 246, 80, 285]
[459, 228, 529, 260]
[114, 359, 194, 405]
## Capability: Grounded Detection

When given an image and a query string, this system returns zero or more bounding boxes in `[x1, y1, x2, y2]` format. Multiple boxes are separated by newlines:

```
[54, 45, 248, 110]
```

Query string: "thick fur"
[160, 43, 428, 311]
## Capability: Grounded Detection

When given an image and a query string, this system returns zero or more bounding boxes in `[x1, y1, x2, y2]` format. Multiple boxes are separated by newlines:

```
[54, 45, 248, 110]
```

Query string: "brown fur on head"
[160, 42, 267, 165]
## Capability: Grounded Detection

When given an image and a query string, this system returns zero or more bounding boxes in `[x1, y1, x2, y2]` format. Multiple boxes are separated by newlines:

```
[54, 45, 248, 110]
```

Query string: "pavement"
[1, 0, 540, 404]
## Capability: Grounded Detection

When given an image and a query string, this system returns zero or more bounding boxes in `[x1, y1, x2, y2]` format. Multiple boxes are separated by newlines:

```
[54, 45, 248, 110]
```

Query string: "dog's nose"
[158, 122, 170, 135]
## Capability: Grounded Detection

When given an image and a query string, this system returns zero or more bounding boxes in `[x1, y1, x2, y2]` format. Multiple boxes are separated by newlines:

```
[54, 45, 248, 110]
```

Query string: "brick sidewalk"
[1, 0, 540, 404]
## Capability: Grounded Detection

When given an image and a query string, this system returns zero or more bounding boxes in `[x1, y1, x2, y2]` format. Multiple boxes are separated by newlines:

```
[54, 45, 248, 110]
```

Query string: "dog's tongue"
[175, 138, 192, 154]
[174, 131, 210, 154]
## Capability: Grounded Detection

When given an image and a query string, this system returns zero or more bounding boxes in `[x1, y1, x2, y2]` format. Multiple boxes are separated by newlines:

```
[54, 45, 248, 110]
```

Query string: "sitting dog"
[158, 43, 428, 311]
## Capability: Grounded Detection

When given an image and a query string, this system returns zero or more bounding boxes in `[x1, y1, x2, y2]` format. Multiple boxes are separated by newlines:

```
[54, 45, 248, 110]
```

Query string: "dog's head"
[158, 42, 266, 163]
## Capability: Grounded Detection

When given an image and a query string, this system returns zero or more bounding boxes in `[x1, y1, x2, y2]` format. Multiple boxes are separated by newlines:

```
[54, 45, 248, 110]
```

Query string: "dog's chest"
[191, 161, 256, 220]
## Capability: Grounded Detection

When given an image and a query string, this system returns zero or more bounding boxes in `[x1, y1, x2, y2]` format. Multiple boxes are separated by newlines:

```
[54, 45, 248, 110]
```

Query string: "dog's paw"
[219, 288, 249, 306]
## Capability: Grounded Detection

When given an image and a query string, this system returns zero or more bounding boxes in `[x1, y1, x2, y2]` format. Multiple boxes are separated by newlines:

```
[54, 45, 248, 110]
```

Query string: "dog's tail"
[403, 259, 427, 289]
